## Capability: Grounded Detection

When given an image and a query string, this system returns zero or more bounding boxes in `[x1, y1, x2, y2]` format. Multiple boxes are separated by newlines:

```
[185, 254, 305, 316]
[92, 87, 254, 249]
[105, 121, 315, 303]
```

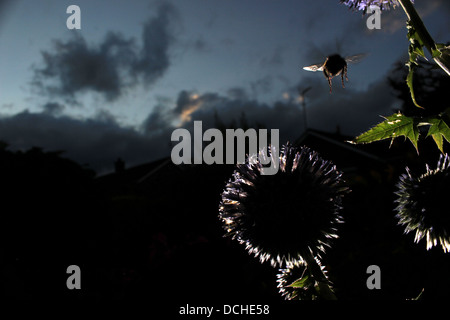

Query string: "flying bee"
[303, 53, 366, 93]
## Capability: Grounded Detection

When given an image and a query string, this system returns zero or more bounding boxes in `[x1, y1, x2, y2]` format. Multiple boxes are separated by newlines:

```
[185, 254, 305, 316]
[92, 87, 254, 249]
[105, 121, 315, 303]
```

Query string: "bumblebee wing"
[303, 63, 324, 72]
[345, 53, 367, 64]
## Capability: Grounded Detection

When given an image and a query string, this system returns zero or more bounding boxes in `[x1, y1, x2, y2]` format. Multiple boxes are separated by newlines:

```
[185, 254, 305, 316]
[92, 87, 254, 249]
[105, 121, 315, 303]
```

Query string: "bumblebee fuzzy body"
[322, 54, 348, 93]
[303, 53, 365, 93]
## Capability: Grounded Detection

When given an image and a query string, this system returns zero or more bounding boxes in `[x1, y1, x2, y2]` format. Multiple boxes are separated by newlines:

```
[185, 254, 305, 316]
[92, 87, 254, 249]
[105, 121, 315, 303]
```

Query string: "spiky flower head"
[395, 154, 450, 252]
[340, 0, 413, 12]
[218, 144, 349, 267]
[277, 259, 332, 300]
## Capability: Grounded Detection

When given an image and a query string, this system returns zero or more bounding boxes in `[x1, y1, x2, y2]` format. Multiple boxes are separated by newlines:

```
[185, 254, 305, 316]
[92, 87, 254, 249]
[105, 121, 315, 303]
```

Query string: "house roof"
[293, 128, 392, 172]
[296, 128, 387, 163]
[96, 127, 432, 190]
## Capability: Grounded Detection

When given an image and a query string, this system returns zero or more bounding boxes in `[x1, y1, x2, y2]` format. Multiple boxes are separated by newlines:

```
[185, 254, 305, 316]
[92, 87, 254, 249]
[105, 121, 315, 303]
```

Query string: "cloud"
[2, 75, 398, 176]
[31, 2, 178, 104]
[0, 110, 170, 175]
[133, 2, 178, 84]
[226, 87, 249, 100]
[250, 75, 274, 98]
[141, 73, 398, 146]
[141, 96, 176, 135]
[0, 0, 14, 31]
[32, 32, 136, 104]
[305, 76, 398, 135]
[141, 90, 221, 133]
[141, 88, 303, 144]
[41, 102, 65, 116]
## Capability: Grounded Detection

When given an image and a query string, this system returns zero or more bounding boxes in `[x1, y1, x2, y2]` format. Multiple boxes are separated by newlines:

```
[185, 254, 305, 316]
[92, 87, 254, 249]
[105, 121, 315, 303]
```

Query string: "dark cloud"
[226, 87, 249, 101]
[173, 90, 194, 114]
[32, 2, 178, 104]
[0, 0, 14, 30]
[42, 102, 65, 116]
[301, 35, 363, 68]
[141, 99, 175, 135]
[143, 74, 398, 147]
[442, 0, 450, 13]
[133, 2, 178, 84]
[305, 76, 398, 136]
[0, 110, 170, 175]
[0, 0, 12, 8]
[141, 88, 303, 144]
[250, 75, 274, 98]
[2, 75, 396, 176]
[32, 32, 136, 103]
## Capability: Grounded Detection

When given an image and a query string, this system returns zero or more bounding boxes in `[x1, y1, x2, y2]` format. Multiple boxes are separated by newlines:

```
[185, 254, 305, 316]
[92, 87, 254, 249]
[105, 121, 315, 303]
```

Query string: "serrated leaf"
[412, 45, 425, 59]
[432, 47, 441, 59]
[352, 113, 420, 152]
[425, 117, 450, 153]
[406, 65, 423, 109]
[288, 274, 313, 289]
[406, 21, 425, 108]
[435, 43, 450, 57]
[406, 21, 425, 52]
[431, 133, 444, 152]
[437, 43, 450, 49]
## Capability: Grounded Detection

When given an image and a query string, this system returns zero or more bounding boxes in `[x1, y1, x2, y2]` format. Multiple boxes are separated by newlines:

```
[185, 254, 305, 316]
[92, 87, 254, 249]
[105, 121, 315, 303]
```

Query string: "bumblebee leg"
[340, 65, 348, 88]
[323, 70, 332, 93]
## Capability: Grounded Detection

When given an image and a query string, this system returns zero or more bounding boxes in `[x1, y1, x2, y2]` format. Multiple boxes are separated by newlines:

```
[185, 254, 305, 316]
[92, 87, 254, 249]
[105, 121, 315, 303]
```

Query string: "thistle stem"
[398, 0, 450, 76]
[301, 249, 337, 300]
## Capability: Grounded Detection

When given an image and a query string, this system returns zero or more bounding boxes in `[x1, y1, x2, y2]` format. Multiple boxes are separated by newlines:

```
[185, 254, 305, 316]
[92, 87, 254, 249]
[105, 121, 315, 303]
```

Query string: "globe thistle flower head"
[277, 259, 331, 300]
[340, 0, 413, 12]
[395, 154, 450, 252]
[219, 144, 349, 267]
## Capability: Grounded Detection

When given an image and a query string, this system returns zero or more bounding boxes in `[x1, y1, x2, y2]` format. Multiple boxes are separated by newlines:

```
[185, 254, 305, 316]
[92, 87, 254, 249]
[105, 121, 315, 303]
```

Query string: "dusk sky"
[0, 0, 449, 174]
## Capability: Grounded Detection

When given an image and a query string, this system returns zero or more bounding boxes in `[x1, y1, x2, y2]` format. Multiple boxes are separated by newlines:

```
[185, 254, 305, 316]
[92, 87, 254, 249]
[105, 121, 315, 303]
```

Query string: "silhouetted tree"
[389, 60, 450, 117]
[0, 144, 103, 298]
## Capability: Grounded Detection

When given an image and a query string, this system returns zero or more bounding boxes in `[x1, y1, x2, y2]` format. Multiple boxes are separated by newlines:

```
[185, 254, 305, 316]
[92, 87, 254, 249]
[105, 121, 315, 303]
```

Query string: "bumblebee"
[303, 53, 366, 93]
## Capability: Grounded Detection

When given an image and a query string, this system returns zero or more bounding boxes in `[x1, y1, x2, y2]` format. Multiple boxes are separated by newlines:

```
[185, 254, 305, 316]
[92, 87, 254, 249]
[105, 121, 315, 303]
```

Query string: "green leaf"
[288, 274, 313, 289]
[425, 116, 450, 153]
[412, 45, 425, 59]
[406, 21, 426, 109]
[432, 47, 441, 59]
[435, 43, 450, 58]
[434, 45, 450, 76]
[406, 21, 425, 55]
[406, 63, 423, 109]
[436, 43, 450, 50]
[431, 133, 443, 152]
[352, 113, 420, 152]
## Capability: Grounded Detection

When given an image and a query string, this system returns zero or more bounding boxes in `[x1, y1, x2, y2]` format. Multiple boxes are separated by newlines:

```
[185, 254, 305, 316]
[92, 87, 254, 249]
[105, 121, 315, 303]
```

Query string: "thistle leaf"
[425, 116, 450, 153]
[288, 274, 313, 289]
[406, 21, 426, 109]
[406, 63, 423, 109]
[352, 113, 420, 152]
